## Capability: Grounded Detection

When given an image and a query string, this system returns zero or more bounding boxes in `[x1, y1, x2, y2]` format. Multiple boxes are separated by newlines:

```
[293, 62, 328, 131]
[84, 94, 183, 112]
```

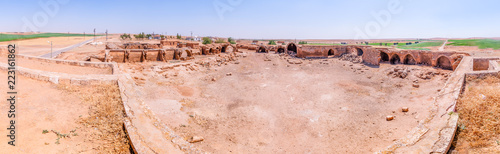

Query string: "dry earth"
[119, 50, 451, 153]
[0, 71, 129, 153]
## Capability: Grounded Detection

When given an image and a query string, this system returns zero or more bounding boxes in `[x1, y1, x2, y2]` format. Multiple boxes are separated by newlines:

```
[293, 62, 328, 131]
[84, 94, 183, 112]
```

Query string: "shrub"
[202, 37, 212, 44]
[268, 40, 277, 45]
[120, 33, 131, 40]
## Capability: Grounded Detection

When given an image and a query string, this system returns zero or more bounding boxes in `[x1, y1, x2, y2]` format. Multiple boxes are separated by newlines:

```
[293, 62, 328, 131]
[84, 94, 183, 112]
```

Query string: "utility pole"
[191, 31, 193, 41]
[93, 28, 96, 43]
[106, 29, 108, 41]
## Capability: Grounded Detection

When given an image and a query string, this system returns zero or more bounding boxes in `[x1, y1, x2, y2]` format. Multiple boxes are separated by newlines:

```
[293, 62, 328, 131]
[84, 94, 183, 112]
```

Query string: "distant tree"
[176, 33, 182, 39]
[160, 35, 165, 39]
[120, 33, 131, 40]
[134, 32, 147, 40]
[268, 40, 277, 45]
[228, 37, 236, 44]
[146, 34, 152, 39]
[298, 41, 308, 44]
[202, 37, 212, 44]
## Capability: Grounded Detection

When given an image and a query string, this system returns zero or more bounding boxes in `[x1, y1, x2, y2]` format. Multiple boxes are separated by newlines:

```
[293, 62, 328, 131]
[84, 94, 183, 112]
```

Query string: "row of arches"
[379, 51, 452, 70]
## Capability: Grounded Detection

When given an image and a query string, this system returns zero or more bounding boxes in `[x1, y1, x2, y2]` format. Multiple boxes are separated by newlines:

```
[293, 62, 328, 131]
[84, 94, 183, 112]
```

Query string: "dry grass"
[454, 75, 500, 152]
[58, 83, 130, 153]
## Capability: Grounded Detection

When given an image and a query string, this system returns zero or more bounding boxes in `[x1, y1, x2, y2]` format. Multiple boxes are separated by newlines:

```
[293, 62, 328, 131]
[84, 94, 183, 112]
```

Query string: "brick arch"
[221, 44, 238, 53]
[327, 49, 335, 56]
[436, 56, 452, 70]
[352, 47, 364, 56]
[390, 54, 401, 64]
[257, 45, 268, 53]
[380, 51, 390, 62]
[277, 46, 286, 53]
[286, 42, 298, 54]
[403, 54, 416, 65]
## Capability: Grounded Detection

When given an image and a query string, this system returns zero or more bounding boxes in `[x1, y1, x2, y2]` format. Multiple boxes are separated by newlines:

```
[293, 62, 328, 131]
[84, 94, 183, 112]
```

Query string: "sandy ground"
[118, 50, 450, 153]
[0, 71, 102, 153]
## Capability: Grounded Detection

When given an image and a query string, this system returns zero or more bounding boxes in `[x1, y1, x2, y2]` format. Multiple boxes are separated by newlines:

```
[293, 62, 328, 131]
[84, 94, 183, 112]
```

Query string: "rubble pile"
[339, 53, 362, 63]
[386, 66, 451, 80]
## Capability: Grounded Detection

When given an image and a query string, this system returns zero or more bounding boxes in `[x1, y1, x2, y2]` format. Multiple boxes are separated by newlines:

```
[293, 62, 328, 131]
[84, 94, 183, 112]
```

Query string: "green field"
[447, 39, 500, 50]
[0, 33, 90, 42]
[367, 41, 444, 51]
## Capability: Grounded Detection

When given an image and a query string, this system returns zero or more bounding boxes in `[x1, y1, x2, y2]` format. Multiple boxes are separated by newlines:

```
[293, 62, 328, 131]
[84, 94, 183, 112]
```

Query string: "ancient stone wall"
[473, 58, 499, 71]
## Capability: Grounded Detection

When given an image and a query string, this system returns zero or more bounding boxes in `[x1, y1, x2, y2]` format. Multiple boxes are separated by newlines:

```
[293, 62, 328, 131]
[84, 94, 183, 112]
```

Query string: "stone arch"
[380, 51, 389, 62]
[328, 49, 334, 56]
[353, 48, 364, 56]
[357, 48, 364, 56]
[436, 56, 452, 70]
[403, 54, 416, 65]
[257, 46, 268, 53]
[209, 48, 214, 54]
[390, 54, 401, 64]
[221, 44, 235, 53]
[277, 47, 285, 53]
[287, 43, 298, 54]
[221, 46, 226, 53]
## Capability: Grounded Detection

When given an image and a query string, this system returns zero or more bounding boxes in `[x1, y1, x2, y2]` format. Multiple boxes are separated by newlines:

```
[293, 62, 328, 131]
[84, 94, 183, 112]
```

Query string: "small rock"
[386, 115, 395, 121]
[189, 136, 204, 143]
[212, 78, 217, 81]
[479, 94, 486, 100]
[402, 107, 409, 112]
[226, 73, 232, 76]
[234, 61, 240, 64]
[412, 83, 420, 88]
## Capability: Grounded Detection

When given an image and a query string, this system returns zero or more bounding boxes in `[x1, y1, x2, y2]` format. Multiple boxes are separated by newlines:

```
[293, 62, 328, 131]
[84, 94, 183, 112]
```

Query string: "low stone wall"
[0, 63, 117, 85]
[473, 57, 499, 71]
[17, 54, 116, 72]
[492, 60, 500, 70]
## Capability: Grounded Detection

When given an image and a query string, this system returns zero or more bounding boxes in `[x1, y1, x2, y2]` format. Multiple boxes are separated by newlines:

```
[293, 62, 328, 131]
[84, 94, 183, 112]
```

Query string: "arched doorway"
[328, 49, 334, 56]
[437, 56, 452, 70]
[390, 54, 400, 64]
[356, 48, 363, 56]
[258, 46, 267, 53]
[403, 54, 416, 65]
[221, 46, 226, 53]
[287, 43, 297, 54]
[223, 45, 234, 53]
[277, 48, 285, 53]
[380, 52, 389, 62]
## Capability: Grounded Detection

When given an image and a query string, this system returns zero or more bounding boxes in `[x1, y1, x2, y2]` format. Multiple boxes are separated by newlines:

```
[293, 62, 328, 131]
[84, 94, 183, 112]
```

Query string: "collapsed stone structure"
[267, 43, 469, 70]
[106, 40, 468, 71]
[105, 41, 239, 63]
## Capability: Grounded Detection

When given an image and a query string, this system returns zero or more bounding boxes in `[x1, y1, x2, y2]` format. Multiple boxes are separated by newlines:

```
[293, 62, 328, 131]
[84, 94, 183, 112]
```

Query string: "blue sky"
[1, 0, 499, 39]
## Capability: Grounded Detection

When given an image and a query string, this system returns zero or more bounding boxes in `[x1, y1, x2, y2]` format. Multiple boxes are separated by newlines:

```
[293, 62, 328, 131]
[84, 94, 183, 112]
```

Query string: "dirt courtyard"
[120, 51, 450, 153]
